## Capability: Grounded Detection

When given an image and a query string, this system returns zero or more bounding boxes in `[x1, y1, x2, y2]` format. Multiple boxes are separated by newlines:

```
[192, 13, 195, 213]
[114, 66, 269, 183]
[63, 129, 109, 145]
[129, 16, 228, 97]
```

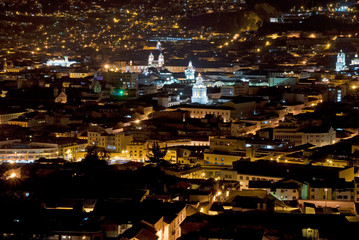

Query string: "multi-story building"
[220, 82, 249, 97]
[273, 126, 336, 147]
[126, 141, 178, 163]
[69, 72, 94, 79]
[57, 139, 88, 162]
[0, 109, 26, 124]
[87, 130, 133, 153]
[203, 137, 246, 165]
[221, 97, 262, 119]
[103, 72, 138, 92]
[126, 141, 147, 162]
[167, 105, 233, 122]
[157, 94, 180, 108]
[0, 140, 58, 163]
[308, 182, 333, 201]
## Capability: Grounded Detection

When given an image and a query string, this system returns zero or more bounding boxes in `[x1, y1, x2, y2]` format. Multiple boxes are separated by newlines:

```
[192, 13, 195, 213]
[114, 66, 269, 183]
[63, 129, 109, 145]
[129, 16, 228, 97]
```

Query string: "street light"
[324, 188, 328, 212]
[9, 173, 16, 179]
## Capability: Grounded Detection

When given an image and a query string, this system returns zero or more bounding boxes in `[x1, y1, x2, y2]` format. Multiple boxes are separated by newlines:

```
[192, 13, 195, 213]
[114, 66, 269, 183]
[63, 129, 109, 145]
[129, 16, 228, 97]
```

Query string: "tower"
[158, 53, 164, 68]
[156, 41, 162, 51]
[351, 53, 359, 66]
[185, 61, 195, 81]
[93, 81, 102, 93]
[336, 50, 346, 72]
[148, 52, 154, 66]
[191, 73, 208, 104]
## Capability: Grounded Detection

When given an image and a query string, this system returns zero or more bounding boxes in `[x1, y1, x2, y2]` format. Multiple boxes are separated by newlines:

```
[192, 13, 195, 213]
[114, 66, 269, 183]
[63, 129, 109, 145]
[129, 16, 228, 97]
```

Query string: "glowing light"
[46, 56, 76, 67]
[113, 89, 125, 96]
[135, 120, 140, 124]
[268, 34, 279, 39]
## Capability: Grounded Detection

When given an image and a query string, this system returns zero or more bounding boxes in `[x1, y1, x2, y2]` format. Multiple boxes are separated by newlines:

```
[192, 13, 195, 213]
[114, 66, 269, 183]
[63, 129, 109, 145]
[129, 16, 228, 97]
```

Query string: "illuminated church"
[148, 52, 164, 68]
[191, 73, 208, 104]
[185, 61, 195, 82]
[336, 50, 346, 72]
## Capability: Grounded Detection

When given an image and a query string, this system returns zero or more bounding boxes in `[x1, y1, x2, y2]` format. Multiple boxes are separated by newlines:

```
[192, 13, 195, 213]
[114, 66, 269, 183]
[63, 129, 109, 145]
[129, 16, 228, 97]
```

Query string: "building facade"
[0, 140, 58, 163]
[191, 74, 208, 104]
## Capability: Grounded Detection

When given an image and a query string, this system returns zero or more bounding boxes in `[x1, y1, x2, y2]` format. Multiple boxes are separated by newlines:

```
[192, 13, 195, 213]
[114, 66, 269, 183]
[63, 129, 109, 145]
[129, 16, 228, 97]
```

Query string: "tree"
[79, 146, 109, 177]
[82, 145, 110, 163]
[146, 141, 168, 165]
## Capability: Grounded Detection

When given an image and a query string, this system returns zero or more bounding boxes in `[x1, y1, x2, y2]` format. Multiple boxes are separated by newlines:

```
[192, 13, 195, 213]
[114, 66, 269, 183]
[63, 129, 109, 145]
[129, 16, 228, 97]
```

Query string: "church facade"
[336, 50, 346, 72]
[191, 74, 208, 104]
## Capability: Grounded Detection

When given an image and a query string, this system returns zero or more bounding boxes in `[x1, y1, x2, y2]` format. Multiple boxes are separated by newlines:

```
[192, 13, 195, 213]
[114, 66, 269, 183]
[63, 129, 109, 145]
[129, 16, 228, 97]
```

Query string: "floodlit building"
[273, 126, 336, 147]
[148, 52, 165, 68]
[185, 61, 196, 81]
[336, 50, 346, 72]
[87, 131, 133, 153]
[168, 105, 232, 122]
[191, 74, 208, 104]
[351, 53, 359, 66]
[46, 56, 76, 67]
[0, 139, 58, 163]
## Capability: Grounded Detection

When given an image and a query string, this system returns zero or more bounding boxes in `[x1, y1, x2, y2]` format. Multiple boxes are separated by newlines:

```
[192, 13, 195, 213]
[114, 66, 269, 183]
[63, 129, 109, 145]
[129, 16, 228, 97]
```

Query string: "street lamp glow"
[9, 173, 16, 178]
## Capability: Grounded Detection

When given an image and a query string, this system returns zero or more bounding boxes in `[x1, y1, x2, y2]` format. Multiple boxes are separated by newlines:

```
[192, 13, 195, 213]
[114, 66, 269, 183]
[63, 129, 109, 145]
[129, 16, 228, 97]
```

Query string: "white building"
[158, 53, 164, 68]
[158, 94, 180, 108]
[272, 186, 300, 201]
[46, 56, 76, 67]
[185, 61, 195, 81]
[351, 53, 359, 66]
[0, 140, 58, 163]
[336, 50, 346, 72]
[148, 52, 164, 68]
[303, 126, 336, 147]
[273, 126, 336, 147]
[168, 105, 232, 122]
[148, 52, 154, 66]
[220, 82, 249, 97]
[191, 74, 208, 104]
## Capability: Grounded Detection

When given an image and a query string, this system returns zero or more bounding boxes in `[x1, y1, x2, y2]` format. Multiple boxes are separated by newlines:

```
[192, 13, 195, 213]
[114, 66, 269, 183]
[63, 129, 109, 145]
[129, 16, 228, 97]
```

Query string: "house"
[248, 181, 301, 201]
